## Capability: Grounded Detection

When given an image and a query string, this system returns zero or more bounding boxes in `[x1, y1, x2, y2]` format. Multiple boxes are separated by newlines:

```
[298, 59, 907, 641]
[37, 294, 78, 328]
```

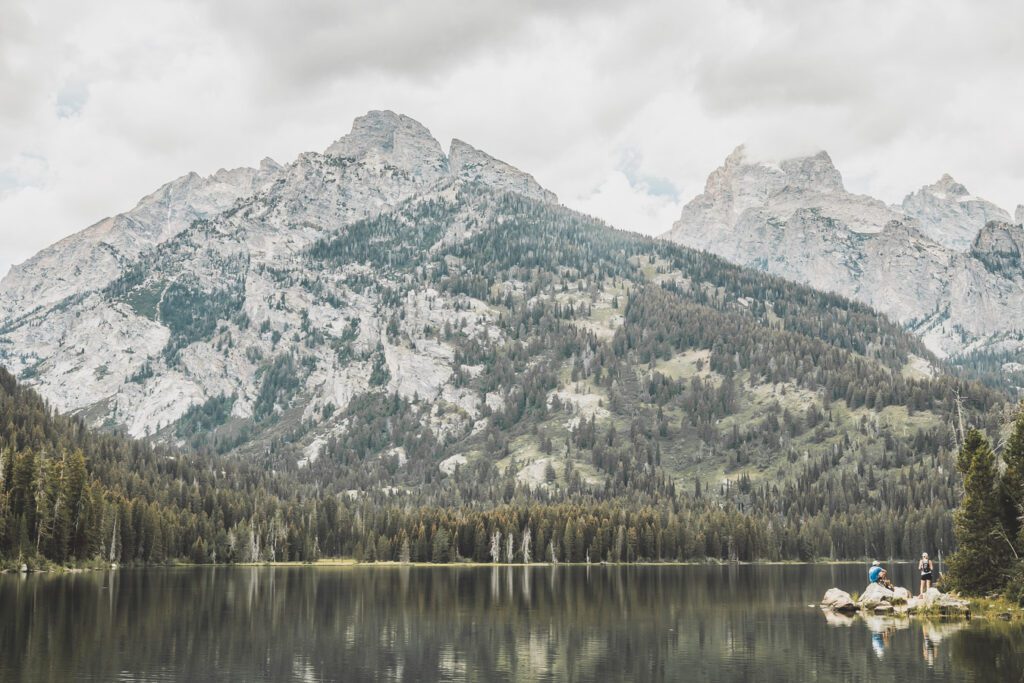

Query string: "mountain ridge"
[662, 146, 1024, 362]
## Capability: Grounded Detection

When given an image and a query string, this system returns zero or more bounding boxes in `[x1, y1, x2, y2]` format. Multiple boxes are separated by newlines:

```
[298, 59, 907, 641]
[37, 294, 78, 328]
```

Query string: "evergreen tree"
[946, 429, 1012, 594]
[999, 403, 1024, 549]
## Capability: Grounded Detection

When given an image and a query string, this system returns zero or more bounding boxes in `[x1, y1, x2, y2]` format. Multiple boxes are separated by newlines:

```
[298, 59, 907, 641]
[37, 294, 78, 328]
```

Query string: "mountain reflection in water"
[1, 563, 1021, 682]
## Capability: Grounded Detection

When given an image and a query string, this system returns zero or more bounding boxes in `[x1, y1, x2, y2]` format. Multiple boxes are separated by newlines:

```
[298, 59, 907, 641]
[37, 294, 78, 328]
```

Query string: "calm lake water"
[1, 563, 1021, 682]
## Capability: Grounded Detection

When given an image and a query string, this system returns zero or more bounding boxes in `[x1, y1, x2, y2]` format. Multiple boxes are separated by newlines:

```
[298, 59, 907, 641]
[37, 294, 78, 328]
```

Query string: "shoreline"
[0, 557, 926, 574]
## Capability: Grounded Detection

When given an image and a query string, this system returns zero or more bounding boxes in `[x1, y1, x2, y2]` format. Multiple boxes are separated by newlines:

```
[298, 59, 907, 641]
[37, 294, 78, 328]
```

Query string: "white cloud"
[1, 0, 1023, 277]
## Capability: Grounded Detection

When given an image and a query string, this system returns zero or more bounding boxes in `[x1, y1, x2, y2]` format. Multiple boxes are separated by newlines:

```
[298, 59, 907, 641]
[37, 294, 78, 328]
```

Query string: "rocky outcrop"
[821, 584, 970, 620]
[324, 110, 449, 185]
[971, 221, 1024, 277]
[663, 148, 1024, 358]
[449, 139, 557, 204]
[906, 587, 971, 616]
[821, 588, 858, 613]
[857, 582, 896, 609]
[902, 174, 1011, 251]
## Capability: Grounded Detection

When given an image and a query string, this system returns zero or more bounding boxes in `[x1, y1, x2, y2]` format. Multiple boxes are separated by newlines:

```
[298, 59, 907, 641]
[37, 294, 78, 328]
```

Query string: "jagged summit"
[925, 173, 970, 198]
[324, 110, 449, 181]
[711, 146, 844, 192]
[0, 111, 558, 324]
[902, 174, 1011, 250]
[663, 147, 1024, 358]
[665, 145, 895, 258]
[779, 150, 844, 193]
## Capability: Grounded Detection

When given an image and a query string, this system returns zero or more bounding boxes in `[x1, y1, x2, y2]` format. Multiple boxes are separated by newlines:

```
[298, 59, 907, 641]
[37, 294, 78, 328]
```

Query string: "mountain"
[0, 111, 1012, 566]
[0, 113, 1005, 488]
[0, 161, 283, 323]
[902, 174, 1012, 251]
[662, 146, 1024, 362]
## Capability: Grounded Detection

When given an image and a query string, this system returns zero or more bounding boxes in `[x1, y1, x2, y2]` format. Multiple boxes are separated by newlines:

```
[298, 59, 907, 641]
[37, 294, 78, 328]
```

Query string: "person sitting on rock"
[918, 552, 934, 596]
[869, 561, 894, 590]
[868, 560, 883, 584]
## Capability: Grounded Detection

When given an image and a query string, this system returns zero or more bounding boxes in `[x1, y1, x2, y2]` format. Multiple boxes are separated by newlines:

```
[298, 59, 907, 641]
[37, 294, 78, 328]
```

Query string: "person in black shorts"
[918, 552, 934, 595]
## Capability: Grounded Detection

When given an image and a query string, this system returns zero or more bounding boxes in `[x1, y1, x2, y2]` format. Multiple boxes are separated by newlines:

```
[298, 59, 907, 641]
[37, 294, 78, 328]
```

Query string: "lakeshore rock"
[821, 588, 859, 613]
[857, 583, 896, 609]
[906, 587, 970, 617]
[891, 586, 911, 604]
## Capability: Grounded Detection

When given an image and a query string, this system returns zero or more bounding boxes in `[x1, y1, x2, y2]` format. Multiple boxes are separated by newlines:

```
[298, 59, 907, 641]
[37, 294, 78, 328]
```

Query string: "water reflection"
[0, 565, 1020, 682]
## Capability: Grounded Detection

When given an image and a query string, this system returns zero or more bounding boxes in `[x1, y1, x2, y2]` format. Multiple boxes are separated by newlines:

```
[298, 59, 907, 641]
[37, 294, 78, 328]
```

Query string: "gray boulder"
[821, 587, 859, 613]
[857, 583, 895, 609]
[905, 587, 970, 617]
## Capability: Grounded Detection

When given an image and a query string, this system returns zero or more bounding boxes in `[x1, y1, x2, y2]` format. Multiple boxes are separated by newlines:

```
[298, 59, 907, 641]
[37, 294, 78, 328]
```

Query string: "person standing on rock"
[918, 553, 934, 596]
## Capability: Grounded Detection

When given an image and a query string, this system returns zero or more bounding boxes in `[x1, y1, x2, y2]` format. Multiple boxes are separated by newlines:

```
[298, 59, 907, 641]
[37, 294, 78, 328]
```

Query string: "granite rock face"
[663, 147, 1024, 358]
[0, 111, 558, 442]
[0, 163, 281, 322]
[902, 174, 1012, 251]
[449, 138, 557, 204]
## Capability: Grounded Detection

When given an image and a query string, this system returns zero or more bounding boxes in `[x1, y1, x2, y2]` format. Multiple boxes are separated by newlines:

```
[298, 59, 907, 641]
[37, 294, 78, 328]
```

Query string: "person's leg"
[919, 578, 925, 596]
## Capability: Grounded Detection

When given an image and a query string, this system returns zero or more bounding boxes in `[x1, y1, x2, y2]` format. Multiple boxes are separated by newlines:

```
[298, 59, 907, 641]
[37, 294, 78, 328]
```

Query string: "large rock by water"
[891, 586, 911, 604]
[821, 588, 858, 613]
[857, 583, 895, 609]
[906, 587, 971, 617]
[821, 583, 971, 620]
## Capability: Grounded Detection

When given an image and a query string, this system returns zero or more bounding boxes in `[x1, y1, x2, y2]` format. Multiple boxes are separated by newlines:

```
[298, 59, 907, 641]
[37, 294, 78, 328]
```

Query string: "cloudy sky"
[2, 0, 1022, 277]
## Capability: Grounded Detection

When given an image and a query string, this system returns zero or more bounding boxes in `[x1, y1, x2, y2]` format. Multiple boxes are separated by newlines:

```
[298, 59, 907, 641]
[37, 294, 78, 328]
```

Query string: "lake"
[1, 563, 1021, 681]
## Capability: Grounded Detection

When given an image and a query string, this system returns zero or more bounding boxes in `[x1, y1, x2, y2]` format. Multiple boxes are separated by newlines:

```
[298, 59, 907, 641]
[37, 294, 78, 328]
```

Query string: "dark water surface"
[1, 563, 1022, 682]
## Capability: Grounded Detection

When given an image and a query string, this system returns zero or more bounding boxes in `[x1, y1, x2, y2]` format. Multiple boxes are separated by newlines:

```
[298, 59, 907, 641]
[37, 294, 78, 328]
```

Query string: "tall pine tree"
[999, 403, 1024, 551]
[946, 429, 1012, 594]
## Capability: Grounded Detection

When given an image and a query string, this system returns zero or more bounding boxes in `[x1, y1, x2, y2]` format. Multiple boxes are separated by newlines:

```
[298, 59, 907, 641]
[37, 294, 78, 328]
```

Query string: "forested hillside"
[1, 182, 1013, 567]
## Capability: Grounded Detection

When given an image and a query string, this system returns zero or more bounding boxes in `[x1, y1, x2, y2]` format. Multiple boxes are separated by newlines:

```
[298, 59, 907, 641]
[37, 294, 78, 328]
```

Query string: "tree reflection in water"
[1, 565, 1021, 682]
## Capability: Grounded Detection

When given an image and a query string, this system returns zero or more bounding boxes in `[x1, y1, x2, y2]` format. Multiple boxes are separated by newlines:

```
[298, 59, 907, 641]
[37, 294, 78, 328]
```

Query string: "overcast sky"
[2, 0, 1022, 278]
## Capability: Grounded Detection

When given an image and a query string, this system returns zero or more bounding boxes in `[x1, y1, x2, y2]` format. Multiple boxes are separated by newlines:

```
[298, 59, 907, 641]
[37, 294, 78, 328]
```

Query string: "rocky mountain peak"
[324, 110, 448, 181]
[928, 173, 970, 198]
[902, 174, 1011, 250]
[779, 150, 844, 193]
[448, 138, 557, 204]
[1016, 204, 1023, 225]
[663, 150, 1024, 358]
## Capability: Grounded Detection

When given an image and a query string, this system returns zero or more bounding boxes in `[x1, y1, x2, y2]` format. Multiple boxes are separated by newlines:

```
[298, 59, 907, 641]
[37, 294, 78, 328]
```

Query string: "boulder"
[891, 587, 911, 604]
[857, 583, 895, 609]
[821, 588, 859, 613]
[904, 587, 970, 617]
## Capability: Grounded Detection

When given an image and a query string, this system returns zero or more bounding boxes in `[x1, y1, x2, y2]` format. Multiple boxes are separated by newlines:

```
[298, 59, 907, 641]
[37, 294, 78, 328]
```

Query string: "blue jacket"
[869, 566, 883, 583]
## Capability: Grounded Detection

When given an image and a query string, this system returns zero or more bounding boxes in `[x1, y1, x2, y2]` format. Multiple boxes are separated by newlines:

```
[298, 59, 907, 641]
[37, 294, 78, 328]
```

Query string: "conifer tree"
[946, 429, 1011, 594]
[999, 403, 1024, 550]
